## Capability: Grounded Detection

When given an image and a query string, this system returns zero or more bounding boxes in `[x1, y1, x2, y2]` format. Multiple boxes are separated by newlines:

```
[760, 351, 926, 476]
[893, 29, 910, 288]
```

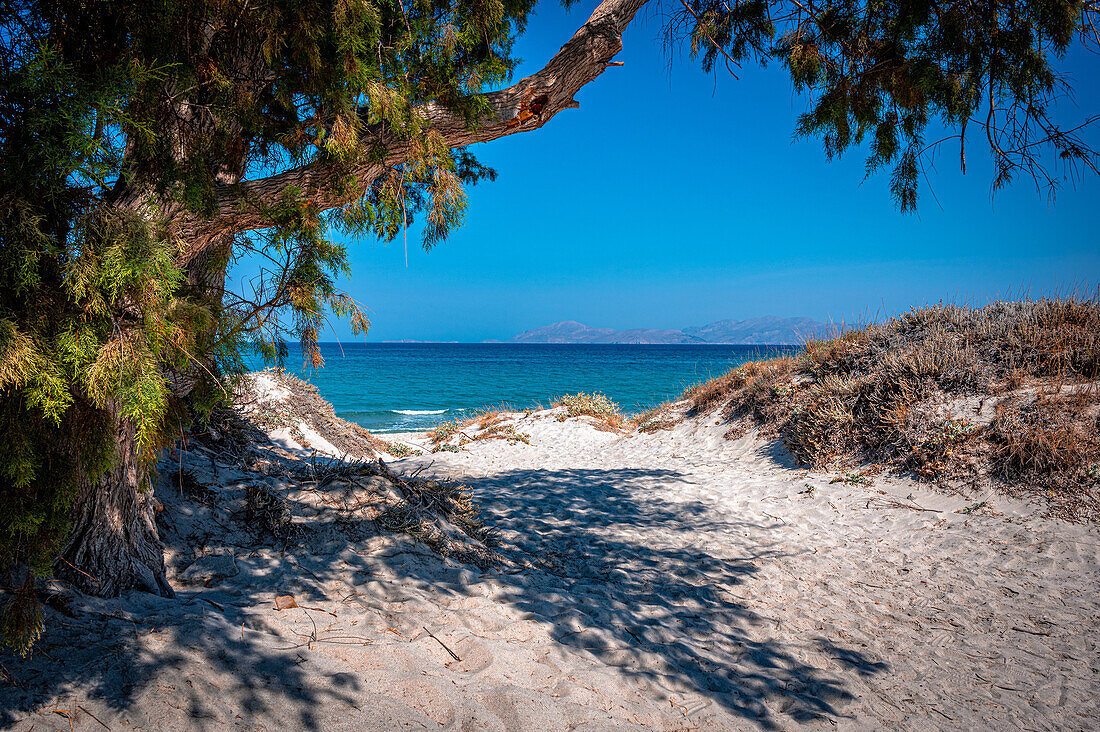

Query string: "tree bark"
[172, 0, 651, 259]
[51, 0, 649, 600]
[57, 414, 173, 597]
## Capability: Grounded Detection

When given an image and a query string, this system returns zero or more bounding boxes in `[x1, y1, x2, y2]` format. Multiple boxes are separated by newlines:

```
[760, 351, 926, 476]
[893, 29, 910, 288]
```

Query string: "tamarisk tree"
[0, 0, 1096, 653]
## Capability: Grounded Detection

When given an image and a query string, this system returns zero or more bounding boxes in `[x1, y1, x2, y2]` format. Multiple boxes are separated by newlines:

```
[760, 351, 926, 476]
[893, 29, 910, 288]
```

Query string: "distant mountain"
[507, 321, 703, 344]
[507, 321, 616, 343]
[590, 328, 705, 344]
[501, 316, 843, 345]
[683, 316, 837, 345]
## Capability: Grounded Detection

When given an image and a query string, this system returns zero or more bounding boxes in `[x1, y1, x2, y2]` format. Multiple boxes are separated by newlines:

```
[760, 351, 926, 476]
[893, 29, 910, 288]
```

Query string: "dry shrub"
[245, 484, 296, 540]
[802, 330, 871, 376]
[427, 419, 462, 447]
[553, 392, 625, 430]
[475, 410, 506, 431]
[903, 416, 982, 484]
[673, 298, 1100, 515]
[686, 357, 798, 418]
[471, 422, 531, 445]
[685, 371, 742, 415]
[1007, 298, 1100, 379]
[991, 390, 1100, 482]
[428, 409, 531, 449]
[632, 402, 679, 433]
[783, 375, 861, 465]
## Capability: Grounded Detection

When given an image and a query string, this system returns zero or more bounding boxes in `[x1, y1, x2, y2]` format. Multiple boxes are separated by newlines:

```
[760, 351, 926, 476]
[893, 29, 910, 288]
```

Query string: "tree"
[0, 0, 1095, 653]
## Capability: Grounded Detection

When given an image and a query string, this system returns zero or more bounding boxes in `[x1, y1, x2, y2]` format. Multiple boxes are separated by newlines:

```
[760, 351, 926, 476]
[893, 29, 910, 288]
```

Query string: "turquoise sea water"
[256, 343, 796, 433]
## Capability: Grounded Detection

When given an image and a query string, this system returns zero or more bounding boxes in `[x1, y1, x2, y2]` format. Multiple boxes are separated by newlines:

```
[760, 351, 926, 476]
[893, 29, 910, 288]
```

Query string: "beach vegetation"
[678, 298, 1100, 518]
[428, 419, 465, 449]
[553, 392, 626, 431]
[428, 409, 531, 449]
[471, 422, 533, 445]
[631, 402, 680, 433]
[380, 442, 424, 459]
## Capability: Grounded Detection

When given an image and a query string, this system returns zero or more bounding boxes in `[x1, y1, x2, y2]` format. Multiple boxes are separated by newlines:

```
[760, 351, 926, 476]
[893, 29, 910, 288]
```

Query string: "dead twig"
[864, 498, 943, 513]
[1011, 626, 1052, 637]
[78, 705, 111, 730]
[423, 626, 461, 661]
[52, 710, 75, 732]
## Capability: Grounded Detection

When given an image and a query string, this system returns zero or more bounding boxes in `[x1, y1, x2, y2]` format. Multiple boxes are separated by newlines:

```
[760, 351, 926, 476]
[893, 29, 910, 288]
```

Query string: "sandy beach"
[2, 374, 1098, 730]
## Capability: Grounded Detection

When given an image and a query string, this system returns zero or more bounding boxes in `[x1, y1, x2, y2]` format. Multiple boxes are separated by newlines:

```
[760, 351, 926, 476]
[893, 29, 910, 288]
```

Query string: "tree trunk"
[56, 414, 173, 598]
[47, 0, 649, 600]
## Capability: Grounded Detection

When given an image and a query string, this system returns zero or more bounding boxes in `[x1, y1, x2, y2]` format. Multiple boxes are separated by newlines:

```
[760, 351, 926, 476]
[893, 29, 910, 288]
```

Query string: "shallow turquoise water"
[254, 343, 795, 433]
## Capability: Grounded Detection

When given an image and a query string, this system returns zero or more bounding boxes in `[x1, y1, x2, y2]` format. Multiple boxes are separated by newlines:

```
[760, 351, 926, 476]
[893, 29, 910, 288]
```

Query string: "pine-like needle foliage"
[671, 0, 1100, 209]
[0, 0, 532, 653]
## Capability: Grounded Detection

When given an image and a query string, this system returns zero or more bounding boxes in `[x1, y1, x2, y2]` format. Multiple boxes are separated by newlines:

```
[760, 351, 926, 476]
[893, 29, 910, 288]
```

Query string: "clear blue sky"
[235, 2, 1100, 342]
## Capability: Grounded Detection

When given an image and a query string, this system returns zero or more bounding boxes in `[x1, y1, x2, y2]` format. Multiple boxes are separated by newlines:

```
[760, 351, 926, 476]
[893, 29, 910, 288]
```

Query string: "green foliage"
[675, 0, 1099, 209]
[0, 0, 534, 653]
[553, 392, 626, 429]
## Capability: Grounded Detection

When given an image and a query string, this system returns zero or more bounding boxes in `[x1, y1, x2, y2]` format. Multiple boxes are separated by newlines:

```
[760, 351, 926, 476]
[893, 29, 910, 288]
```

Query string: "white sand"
[3, 406, 1098, 730]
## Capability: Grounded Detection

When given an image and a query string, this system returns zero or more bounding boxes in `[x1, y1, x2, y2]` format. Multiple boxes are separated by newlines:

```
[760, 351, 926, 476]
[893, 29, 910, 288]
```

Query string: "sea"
[249, 343, 796, 433]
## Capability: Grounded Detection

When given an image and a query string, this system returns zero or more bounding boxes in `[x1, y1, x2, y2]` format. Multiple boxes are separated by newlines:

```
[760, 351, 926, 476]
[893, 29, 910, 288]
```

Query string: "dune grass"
[553, 392, 626, 431]
[427, 407, 532, 450]
[678, 299, 1100, 518]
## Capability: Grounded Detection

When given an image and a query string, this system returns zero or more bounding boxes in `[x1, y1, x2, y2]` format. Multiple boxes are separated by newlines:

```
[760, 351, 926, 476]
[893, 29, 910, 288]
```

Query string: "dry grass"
[427, 408, 531, 450]
[676, 298, 1100, 518]
[427, 419, 463, 447]
[991, 389, 1100, 484]
[631, 402, 679, 433]
[553, 392, 626, 431]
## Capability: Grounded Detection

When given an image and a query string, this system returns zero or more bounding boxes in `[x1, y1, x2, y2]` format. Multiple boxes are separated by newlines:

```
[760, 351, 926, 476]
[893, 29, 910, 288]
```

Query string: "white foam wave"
[391, 409, 447, 415]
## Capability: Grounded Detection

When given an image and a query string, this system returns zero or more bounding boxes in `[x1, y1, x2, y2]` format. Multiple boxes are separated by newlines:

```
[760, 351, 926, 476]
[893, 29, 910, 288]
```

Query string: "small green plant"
[959, 501, 988, 514]
[553, 392, 625, 430]
[384, 441, 423, 458]
[829, 471, 870, 485]
[472, 423, 531, 445]
[427, 419, 462, 447]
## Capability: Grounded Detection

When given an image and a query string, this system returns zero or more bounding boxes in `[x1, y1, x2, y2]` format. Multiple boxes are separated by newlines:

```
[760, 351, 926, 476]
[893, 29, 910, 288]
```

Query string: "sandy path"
[2, 410, 1098, 730]
[403, 413, 1100, 729]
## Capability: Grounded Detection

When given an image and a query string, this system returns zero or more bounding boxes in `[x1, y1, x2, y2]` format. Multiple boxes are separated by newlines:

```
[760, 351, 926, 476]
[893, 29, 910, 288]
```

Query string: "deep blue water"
[251, 343, 796, 433]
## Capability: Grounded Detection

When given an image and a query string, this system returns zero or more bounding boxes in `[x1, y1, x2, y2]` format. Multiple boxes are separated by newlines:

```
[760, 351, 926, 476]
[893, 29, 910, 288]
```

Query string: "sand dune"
[2, 382, 1098, 730]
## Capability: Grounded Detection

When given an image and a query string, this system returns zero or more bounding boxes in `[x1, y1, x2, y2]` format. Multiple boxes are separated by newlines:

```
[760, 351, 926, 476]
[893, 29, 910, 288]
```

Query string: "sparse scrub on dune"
[380, 441, 423, 458]
[631, 402, 679, 433]
[676, 298, 1100, 518]
[428, 419, 463, 447]
[471, 422, 532, 445]
[427, 409, 531, 450]
[553, 392, 625, 431]
[473, 410, 506, 431]
[991, 390, 1100, 486]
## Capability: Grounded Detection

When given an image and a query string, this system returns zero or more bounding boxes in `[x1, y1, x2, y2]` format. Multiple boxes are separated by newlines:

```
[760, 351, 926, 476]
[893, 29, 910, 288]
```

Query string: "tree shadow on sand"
[1, 461, 888, 729]
[373, 464, 889, 727]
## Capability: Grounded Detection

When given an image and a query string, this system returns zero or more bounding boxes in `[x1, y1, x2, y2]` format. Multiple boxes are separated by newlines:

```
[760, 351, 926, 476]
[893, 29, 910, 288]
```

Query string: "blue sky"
[236, 2, 1100, 342]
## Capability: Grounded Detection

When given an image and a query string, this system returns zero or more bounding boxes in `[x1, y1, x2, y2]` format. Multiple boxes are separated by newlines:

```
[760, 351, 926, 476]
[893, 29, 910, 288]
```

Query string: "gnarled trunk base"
[56, 418, 173, 598]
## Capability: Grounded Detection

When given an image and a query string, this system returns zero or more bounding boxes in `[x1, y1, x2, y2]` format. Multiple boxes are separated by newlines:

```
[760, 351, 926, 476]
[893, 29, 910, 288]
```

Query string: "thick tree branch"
[174, 0, 650, 253]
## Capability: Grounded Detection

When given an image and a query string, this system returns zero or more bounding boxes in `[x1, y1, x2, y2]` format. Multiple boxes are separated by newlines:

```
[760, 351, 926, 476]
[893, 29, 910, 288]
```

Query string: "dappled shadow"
[0, 570, 366, 731]
[374, 463, 883, 727]
[1, 456, 886, 729]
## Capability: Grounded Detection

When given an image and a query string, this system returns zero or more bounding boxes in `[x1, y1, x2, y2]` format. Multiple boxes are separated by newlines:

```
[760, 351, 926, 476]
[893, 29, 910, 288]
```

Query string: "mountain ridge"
[503, 316, 843, 345]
